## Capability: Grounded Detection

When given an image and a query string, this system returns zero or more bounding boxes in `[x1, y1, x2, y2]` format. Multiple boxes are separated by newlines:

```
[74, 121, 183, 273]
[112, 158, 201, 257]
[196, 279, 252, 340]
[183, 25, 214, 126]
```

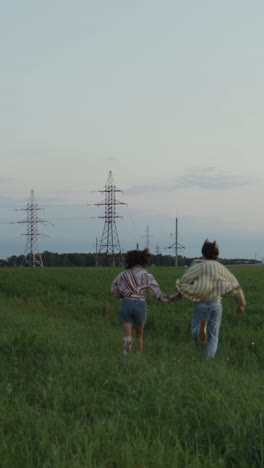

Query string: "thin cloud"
[125, 167, 257, 195]
[0, 176, 15, 184]
[105, 156, 118, 161]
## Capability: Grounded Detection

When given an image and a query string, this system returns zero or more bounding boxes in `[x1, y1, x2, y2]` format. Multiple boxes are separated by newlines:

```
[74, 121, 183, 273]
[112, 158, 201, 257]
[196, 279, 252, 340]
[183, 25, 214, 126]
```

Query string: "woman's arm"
[111, 276, 122, 298]
[147, 273, 176, 303]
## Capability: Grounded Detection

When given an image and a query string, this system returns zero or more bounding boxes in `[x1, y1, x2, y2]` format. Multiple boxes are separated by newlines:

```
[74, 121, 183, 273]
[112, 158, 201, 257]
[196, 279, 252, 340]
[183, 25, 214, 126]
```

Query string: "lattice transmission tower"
[17, 189, 47, 267]
[143, 225, 152, 249]
[94, 171, 126, 266]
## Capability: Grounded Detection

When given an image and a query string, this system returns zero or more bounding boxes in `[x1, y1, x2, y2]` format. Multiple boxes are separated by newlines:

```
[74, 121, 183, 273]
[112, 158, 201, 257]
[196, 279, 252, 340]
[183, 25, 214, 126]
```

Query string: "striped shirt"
[176, 259, 246, 306]
[111, 266, 173, 303]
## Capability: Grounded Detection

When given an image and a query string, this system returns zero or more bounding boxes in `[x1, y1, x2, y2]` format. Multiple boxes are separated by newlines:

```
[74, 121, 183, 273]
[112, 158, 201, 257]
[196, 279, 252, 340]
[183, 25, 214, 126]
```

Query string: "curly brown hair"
[201, 239, 219, 260]
[125, 248, 151, 269]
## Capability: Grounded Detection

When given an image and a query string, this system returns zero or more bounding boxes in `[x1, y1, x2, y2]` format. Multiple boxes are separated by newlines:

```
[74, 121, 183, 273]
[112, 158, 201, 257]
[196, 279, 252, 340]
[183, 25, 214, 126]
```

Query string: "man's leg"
[191, 302, 209, 342]
[207, 303, 222, 358]
[198, 320, 207, 342]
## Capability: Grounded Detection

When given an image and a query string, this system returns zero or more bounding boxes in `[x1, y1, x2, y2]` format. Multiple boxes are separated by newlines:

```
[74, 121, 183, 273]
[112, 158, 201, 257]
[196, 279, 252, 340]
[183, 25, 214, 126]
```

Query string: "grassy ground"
[0, 266, 263, 467]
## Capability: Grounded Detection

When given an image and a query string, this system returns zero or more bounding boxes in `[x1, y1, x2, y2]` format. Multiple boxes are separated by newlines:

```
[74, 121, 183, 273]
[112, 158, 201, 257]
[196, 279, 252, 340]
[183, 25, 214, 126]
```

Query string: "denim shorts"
[118, 298, 147, 326]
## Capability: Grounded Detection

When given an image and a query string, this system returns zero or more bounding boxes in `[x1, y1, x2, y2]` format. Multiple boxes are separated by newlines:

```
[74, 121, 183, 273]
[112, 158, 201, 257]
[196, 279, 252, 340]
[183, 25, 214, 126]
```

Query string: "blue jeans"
[192, 300, 223, 358]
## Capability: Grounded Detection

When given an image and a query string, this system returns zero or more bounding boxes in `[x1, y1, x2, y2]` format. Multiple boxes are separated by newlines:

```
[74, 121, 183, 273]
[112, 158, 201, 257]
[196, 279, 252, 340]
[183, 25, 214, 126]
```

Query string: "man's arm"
[229, 285, 246, 313]
[176, 261, 203, 286]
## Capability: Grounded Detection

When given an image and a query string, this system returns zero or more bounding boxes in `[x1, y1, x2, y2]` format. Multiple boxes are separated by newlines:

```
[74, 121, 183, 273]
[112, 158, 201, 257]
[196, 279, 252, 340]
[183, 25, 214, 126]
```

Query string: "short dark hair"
[125, 248, 151, 268]
[201, 239, 219, 260]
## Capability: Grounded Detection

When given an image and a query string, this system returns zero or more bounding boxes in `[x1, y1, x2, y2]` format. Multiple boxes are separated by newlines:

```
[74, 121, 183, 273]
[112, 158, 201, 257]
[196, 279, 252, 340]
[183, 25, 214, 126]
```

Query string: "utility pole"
[95, 237, 100, 267]
[166, 217, 185, 266]
[17, 189, 47, 267]
[94, 171, 126, 266]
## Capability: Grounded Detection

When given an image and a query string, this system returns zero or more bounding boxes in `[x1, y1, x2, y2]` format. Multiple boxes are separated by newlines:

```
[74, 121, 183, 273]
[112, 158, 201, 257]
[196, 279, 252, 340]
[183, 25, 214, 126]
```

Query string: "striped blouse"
[111, 266, 173, 303]
[176, 259, 246, 306]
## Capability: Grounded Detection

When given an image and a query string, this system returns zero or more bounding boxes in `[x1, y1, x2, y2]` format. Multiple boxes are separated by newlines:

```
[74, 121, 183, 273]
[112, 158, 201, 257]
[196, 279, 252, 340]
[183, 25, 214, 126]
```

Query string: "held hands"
[170, 293, 183, 303]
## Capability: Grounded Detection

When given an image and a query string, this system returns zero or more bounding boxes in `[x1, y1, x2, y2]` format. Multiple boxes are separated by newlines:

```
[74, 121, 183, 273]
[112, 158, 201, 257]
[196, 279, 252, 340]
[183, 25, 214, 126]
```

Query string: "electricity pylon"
[143, 225, 152, 249]
[94, 171, 126, 266]
[166, 217, 185, 267]
[17, 189, 46, 267]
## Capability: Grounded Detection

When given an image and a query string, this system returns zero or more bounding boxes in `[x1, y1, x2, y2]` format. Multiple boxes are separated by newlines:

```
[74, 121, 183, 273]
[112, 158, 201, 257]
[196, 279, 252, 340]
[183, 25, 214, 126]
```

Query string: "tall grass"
[0, 266, 263, 467]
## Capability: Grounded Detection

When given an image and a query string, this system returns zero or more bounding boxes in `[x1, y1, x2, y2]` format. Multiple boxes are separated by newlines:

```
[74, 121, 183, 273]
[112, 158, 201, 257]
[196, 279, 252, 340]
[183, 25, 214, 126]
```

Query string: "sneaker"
[122, 337, 133, 356]
[198, 320, 207, 343]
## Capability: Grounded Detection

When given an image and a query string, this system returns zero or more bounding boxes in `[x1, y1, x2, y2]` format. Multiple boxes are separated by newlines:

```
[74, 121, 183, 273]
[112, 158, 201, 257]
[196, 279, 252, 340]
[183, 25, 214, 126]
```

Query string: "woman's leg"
[207, 303, 222, 358]
[133, 301, 146, 353]
[135, 325, 144, 353]
[121, 322, 133, 355]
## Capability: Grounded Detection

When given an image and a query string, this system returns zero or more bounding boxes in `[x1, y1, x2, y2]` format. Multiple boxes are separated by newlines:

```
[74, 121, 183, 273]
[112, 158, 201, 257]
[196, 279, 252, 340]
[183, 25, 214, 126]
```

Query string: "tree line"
[0, 251, 261, 267]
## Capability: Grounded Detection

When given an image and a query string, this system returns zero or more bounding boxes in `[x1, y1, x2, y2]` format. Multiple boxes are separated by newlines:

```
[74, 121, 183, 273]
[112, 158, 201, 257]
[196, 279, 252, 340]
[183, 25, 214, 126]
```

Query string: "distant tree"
[0, 251, 261, 267]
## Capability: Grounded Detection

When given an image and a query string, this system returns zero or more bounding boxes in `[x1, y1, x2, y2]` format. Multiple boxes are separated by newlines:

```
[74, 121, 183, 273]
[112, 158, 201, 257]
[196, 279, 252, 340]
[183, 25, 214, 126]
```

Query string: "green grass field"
[0, 266, 263, 467]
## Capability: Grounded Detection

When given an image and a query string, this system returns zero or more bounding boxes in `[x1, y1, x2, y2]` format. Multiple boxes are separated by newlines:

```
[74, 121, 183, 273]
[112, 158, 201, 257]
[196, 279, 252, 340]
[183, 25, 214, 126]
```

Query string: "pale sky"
[1, 0, 264, 259]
